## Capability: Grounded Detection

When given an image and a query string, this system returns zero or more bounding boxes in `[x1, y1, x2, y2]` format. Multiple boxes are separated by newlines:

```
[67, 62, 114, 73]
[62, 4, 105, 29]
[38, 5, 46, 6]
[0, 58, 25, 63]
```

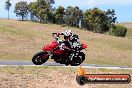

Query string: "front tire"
[32, 51, 49, 65]
[70, 52, 85, 66]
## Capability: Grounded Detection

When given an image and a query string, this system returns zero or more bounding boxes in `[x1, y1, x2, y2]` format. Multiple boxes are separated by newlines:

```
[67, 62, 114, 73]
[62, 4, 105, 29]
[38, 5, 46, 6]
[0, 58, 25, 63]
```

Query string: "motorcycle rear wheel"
[32, 51, 49, 65]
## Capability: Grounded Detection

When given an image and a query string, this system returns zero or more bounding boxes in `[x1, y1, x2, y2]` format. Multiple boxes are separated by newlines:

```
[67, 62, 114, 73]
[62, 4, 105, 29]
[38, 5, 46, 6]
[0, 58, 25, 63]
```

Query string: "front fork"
[70, 53, 74, 61]
[69, 52, 79, 61]
[42, 51, 51, 59]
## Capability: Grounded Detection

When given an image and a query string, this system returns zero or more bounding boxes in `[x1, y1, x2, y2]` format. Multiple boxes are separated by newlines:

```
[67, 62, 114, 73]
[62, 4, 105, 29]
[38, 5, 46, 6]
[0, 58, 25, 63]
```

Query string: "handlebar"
[52, 32, 64, 37]
[52, 32, 65, 41]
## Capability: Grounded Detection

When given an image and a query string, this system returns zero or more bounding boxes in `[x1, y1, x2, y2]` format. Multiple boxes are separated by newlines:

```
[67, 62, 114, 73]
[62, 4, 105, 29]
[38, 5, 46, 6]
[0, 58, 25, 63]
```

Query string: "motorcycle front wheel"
[32, 51, 49, 65]
[70, 52, 85, 66]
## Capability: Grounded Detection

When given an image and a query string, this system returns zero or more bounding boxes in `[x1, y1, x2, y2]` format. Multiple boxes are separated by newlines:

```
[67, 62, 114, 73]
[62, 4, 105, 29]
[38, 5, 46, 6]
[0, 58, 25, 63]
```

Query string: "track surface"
[0, 60, 132, 69]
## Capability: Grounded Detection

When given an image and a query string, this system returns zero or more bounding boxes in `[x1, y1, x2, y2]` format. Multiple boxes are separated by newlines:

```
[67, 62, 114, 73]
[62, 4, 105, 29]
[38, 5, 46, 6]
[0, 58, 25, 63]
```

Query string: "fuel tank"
[42, 41, 59, 51]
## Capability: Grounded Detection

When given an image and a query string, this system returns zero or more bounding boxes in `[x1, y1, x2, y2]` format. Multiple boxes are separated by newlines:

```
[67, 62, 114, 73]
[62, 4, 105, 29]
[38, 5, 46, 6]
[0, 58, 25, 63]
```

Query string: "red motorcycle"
[32, 34, 87, 66]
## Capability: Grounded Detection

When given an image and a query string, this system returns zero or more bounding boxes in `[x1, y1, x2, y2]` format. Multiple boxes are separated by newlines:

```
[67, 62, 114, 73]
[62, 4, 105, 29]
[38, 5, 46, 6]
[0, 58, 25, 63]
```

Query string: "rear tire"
[32, 51, 49, 65]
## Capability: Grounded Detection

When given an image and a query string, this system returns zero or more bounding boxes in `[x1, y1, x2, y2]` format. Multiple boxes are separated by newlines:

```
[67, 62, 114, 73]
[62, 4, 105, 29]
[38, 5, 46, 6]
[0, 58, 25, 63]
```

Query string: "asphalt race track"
[0, 60, 132, 69]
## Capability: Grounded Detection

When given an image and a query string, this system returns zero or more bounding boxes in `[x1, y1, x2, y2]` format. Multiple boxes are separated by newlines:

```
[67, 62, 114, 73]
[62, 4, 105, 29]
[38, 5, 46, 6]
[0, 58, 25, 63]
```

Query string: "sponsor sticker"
[76, 66, 131, 85]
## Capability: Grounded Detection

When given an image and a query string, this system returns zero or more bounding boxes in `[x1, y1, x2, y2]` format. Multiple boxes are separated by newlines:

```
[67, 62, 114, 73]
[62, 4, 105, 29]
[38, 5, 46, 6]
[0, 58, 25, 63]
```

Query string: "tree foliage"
[54, 6, 65, 24]
[14, 1, 28, 21]
[5, 0, 11, 20]
[64, 6, 83, 27]
[106, 9, 117, 29]
[28, 2, 38, 21]
[83, 8, 117, 33]
[28, 0, 55, 23]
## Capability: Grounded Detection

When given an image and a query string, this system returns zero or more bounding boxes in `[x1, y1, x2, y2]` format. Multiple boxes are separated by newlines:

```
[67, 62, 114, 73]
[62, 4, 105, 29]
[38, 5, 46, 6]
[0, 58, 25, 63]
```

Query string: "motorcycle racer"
[32, 30, 87, 66]
[52, 30, 74, 50]
[52, 30, 72, 41]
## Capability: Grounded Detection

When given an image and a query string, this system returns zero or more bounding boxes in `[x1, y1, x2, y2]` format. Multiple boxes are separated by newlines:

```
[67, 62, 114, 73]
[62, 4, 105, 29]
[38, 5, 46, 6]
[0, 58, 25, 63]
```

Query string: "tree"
[55, 6, 65, 24]
[83, 7, 117, 33]
[64, 6, 71, 26]
[28, 2, 38, 21]
[36, 0, 49, 23]
[28, 0, 55, 23]
[73, 6, 83, 27]
[30, 0, 55, 23]
[64, 6, 83, 27]
[14, 1, 28, 21]
[106, 9, 117, 29]
[5, 0, 11, 20]
[47, 10, 56, 23]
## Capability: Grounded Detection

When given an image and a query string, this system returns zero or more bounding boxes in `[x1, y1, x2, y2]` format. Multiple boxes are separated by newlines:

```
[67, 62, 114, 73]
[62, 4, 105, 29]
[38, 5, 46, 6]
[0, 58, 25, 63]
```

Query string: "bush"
[109, 25, 127, 37]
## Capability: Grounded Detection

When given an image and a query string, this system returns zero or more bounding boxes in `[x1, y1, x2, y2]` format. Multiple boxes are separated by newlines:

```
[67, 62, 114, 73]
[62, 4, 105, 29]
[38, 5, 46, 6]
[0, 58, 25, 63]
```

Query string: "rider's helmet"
[64, 30, 72, 40]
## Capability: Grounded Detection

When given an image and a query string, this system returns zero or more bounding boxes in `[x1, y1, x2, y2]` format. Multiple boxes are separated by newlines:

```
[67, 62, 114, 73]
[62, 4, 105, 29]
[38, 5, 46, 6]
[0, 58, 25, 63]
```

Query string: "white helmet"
[64, 30, 72, 36]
